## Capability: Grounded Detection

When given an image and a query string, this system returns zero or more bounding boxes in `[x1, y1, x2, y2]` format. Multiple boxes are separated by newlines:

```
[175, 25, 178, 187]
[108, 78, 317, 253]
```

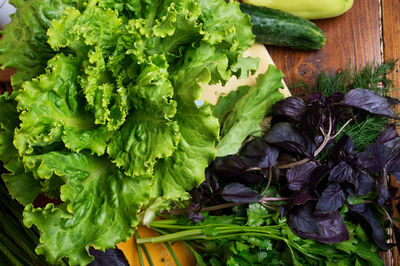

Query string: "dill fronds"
[293, 59, 398, 97]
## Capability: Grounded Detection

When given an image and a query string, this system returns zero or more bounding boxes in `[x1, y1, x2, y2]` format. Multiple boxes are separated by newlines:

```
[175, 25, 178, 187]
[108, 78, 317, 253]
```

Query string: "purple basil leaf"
[328, 92, 346, 103]
[89, 247, 129, 266]
[240, 137, 279, 168]
[262, 166, 280, 182]
[349, 203, 395, 250]
[329, 161, 353, 183]
[300, 104, 321, 140]
[287, 203, 322, 234]
[307, 93, 325, 105]
[357, 143, 391, 175]
[316, 184, 346, 213]
[272, 97, 307, 122]
[310, 211, 349, 243]
[341, 88, 398, 119]
[289, 185, 317, 207]
[330, 135, 354, 161]
[214, 154, 265, 185]
[220, 183, 262, 203]
[287, 203, 349, 244]
[265, 123, 313, 156]
[378, 124, 399, 144]
[309, 165, 331, 196]
[385, 96, 400, 106]
[214, 155, 248, 176]
[388, 142, 400, 181]
[214, 158, 266, 185]
[356, 173, 375, 196]
[376, 183, 390, 206]
[286, 161, 318, 191]
[188, 203, 205, 223]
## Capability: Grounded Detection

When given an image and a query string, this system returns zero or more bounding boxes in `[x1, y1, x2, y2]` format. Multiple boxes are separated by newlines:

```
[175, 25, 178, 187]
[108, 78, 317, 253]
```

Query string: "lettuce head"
[0, 0, 283, 264]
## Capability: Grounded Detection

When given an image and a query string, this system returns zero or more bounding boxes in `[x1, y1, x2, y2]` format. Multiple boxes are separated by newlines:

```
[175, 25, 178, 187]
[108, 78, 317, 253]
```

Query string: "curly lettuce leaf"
[0, 93, 41, 205]
[172, 42, 230, 101]
[23, 152, 151, 266]
[14, 54, 112, 156]
[80, 47, 129, 130]
[107, 56, 180, 177]
[216, 65, 285, 157]
[107, 112, 180, 177]
[195, 0, 255, 78]
[125, 1, 202, 62]
[196, 0, 253, 50]
[48, 1, 128, 130]
[48, 0, 122, 54]
[0, 0, 83, 89]
[151, 102, 219, 201]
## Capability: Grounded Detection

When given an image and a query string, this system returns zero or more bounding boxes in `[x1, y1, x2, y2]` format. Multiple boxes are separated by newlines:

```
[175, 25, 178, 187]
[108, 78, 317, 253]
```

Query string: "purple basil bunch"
[191, 88, 400, 250]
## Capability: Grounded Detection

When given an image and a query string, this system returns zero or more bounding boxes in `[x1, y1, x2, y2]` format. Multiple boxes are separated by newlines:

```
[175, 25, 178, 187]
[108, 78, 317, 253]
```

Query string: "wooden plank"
[382, 0, 400, 265]
[268, 0, 382, 88]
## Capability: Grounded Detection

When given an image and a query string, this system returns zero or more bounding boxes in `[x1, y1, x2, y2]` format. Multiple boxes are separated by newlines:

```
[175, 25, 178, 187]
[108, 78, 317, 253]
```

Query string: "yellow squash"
[242, 0, 354, 19]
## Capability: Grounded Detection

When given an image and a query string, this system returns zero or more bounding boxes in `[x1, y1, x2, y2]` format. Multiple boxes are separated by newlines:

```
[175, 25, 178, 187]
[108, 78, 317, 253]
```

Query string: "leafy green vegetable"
[141, 203, 385, 266]
[0, 0, 278, 264]
[216, 65, 284, 156]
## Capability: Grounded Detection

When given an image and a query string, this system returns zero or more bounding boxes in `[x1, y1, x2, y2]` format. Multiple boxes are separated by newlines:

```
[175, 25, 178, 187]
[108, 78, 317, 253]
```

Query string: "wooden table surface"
[267, 1, 399, 265]
[0, 0, 399, 265]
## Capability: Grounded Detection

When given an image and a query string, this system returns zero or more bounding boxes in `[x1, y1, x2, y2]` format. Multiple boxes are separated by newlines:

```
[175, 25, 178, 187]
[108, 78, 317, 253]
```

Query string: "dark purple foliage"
[286, 162, 318, 191]
[355, 173, 375, 196]
[377, 124, 399, 144]
[330, 135, 354, 162]
[357, 143, 391, 175]
[376, 183, 390, 206]
[385, 96, 400, 106]
[287, 203, 349, 244]
[89, 247, 129, 266]
[287, 203, 322, 234]
[220, 183, 262, 203]
[240, 137, 279, 168]
[264, 123, 315, 156]
[289, 186, 316, 207]
[348, 203, 395, 250]
[214, 155, 248, 178]
[299, 104, 321, 141]
[316, 184, 346, 213]
[387, 142, 400, 181]
[188, 203, 205, 223]
[341, 88, 398, 119]
[272, 97, 307, 122]
[195, 87, 400, 247]
[328, 161, 353, 183]
[309, 165, 331, 196]
[213, 155, 264, 185]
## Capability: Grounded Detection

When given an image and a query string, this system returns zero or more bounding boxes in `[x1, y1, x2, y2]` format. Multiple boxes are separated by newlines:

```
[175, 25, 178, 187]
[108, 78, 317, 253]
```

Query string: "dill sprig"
[291, 60, 398, 153]
[293, 59, 398, 97]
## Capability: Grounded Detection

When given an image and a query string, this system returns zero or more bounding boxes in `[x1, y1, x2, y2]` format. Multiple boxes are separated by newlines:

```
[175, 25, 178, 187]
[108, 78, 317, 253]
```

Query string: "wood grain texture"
[268, 0, 382, 88]
[382, 0, 400, 265]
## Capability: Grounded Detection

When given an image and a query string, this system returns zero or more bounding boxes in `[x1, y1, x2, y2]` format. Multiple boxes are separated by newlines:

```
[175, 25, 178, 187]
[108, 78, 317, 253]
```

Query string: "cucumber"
[240, 3, 326, 51]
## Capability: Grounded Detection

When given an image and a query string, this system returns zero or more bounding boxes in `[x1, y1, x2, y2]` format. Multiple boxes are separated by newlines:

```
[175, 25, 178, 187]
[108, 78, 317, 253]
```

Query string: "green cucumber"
[240, 3, 326, 51]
